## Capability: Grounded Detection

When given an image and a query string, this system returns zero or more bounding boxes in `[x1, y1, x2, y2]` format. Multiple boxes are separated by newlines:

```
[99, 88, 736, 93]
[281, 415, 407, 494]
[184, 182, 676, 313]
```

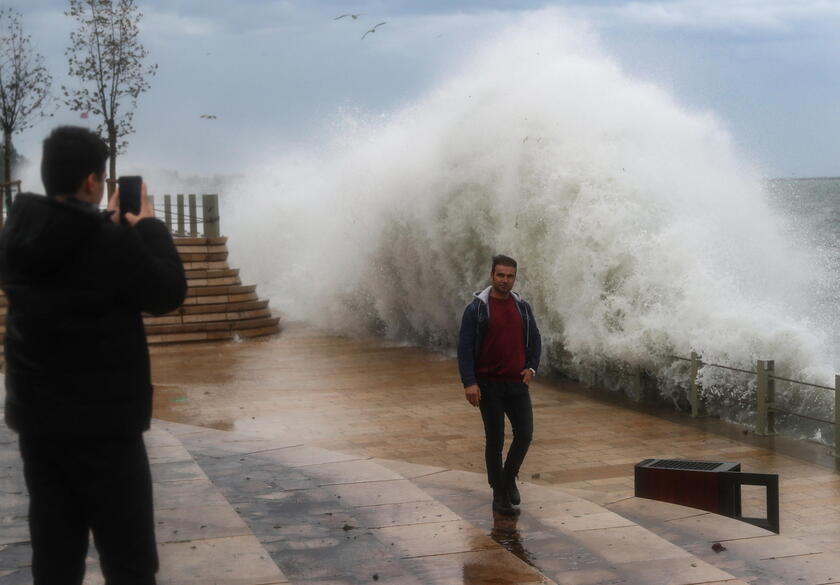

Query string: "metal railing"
[667, 352, 840, 455]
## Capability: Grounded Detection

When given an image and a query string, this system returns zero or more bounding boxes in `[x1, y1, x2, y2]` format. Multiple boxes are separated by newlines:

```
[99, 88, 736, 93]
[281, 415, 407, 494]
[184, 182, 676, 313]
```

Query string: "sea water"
[224, 12, 839, 433]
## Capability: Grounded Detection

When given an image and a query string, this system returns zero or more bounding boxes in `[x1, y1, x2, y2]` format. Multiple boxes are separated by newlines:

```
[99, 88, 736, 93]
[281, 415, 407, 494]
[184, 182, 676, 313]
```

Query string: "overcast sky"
[6, 0, 840, 180]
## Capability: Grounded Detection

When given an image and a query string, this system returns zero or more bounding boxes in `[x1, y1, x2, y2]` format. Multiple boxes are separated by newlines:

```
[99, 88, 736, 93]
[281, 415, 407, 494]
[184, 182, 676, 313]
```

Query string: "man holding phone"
[0, 126, 186, 584]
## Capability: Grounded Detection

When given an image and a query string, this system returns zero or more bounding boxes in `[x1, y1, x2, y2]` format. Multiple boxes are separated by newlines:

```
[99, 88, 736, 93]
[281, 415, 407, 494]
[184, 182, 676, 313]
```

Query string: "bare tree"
[64, 0, 157, 187]
[0, 8, 52, 218]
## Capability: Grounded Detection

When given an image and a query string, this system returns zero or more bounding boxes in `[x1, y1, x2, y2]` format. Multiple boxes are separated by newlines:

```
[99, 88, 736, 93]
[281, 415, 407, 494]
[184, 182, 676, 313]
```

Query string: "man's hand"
[465, 384, 481, 407]
[520, 369, 533, 385]
[106, 183, 155, 226]
[124, 183, 155, 226]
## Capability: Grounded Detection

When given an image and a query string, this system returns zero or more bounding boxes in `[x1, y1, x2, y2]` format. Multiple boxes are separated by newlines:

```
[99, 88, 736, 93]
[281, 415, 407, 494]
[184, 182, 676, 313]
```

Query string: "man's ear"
[82, 173, 98, 195]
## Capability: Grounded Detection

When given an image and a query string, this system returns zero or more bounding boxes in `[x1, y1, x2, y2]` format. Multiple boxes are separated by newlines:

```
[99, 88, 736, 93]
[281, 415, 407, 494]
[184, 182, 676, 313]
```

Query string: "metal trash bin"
[634, 458, 779, 533]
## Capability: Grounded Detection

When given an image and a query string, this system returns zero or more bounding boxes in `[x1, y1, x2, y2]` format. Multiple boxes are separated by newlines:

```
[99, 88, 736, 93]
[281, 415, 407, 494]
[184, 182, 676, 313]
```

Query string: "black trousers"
[19, 433, 158, 585]
[477, 380, 534, 490]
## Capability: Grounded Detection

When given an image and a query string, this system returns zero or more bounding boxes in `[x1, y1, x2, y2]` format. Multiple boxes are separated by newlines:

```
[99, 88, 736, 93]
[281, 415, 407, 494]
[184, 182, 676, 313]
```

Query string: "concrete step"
[182, 260, 230, 271]
[185, 275, 241, 287]
[146, 315, 279, 334]
[185, 284, 256, 298]
[183, 267, 239, 280]
[175, 244, 228, 255]
[154, 299, 269, 317]
[182, 290, 258, 307]
[173, 236, 228, 246]
[0, 236, 280, 352]
[179, 250, 228, 263]
[145, 318, 281, 344]
[144, 307, 272, 327]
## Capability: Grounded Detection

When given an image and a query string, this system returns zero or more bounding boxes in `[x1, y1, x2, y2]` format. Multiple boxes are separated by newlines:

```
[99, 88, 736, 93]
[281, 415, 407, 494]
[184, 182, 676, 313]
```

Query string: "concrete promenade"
[3, 324, 840, 584]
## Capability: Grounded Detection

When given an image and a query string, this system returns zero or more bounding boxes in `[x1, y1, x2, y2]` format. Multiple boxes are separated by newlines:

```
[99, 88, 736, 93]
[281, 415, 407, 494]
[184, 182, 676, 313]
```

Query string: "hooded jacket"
[0, 193, 186, 437]
[457, 286, 542, 388]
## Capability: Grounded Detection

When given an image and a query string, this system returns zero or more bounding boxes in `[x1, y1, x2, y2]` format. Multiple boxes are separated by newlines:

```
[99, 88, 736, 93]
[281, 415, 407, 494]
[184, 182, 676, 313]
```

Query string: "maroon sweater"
[475, 295, 526, 382]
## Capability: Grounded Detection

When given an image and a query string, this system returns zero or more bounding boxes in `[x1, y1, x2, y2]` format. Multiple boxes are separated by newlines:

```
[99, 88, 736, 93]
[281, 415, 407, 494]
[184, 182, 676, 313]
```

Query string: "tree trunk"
[107, 126, 117, 200]
[1, 129, 12, 229]
[2, 130, 10, 185]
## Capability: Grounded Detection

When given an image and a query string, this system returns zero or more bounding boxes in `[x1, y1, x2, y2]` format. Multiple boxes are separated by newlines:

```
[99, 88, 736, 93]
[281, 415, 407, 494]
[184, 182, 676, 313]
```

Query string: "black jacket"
[0, 193, 186, 437]
[457, 286, 542, 388]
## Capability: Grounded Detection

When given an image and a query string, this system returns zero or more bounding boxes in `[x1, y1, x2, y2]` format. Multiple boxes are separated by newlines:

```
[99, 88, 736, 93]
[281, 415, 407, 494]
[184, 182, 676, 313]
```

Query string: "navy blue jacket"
[457, 286, 542, 388]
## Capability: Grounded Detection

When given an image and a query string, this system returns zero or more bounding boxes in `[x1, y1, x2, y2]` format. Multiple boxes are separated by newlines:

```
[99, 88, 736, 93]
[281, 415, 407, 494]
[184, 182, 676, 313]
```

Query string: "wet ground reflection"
[489, 512, 537, 568]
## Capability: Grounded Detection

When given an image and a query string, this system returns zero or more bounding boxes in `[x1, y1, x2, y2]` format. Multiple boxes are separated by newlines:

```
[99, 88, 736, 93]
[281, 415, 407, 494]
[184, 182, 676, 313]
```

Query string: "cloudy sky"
[6, 0, 840, 180]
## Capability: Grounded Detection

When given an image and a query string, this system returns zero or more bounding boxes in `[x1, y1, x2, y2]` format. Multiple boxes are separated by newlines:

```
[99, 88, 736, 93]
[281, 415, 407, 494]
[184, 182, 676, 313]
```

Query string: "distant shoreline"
[767, 176, 840, 182]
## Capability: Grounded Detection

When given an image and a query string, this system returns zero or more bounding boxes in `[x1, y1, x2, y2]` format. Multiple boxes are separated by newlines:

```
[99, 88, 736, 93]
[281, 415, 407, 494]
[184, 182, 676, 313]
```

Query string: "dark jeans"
[477, 380, 534, 490]
[19, 433, 158, 585]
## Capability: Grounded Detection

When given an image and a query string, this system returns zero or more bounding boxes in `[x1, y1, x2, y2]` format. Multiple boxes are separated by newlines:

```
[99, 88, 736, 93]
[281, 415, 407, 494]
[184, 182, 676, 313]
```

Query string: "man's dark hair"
[41, 126, 109, 197]
[491, 254, 517, 273]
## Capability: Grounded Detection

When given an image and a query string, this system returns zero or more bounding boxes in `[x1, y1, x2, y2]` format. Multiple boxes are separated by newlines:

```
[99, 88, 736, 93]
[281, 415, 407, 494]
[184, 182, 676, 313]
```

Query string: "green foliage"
[0, 8, 52, 183]
[63, 0, 157, 160]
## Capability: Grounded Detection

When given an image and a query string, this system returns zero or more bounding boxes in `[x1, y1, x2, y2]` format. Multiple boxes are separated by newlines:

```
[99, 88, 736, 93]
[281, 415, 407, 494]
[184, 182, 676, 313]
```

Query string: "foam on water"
[224, 10, 837, 405]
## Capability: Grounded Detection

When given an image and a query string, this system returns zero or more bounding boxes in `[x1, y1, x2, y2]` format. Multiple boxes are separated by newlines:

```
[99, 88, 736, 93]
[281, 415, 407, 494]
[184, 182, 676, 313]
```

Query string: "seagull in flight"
[361, 22, 386, 40]
[334, 13, 365, 20]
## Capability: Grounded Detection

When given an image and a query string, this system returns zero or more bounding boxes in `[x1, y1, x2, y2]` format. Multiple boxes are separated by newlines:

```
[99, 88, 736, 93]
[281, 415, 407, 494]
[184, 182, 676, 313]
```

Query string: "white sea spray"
[224, 10, 836, 415]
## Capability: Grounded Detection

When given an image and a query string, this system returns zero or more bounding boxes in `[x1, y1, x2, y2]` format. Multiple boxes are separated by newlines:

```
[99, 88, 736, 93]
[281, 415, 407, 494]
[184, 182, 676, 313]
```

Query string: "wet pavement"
[148, 324, 840, 549]
[4, 324, 840, 583]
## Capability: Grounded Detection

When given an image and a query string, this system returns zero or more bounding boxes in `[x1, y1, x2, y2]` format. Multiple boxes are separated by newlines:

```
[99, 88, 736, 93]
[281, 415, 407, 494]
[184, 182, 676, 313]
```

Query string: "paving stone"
[404, 548, 551, 585]
[150, 459, 208, 482]
[570, 525, 691, 564]
[297, 460, 404, 486]
[0, 542, 31, 574]
[147, 444, 195, 464]
[353, 499, 461, 529]
[0, 567, 34, 585]
[372, 520, 499, 558]
[611, 556, 734, 585]
[0, 522, 28, 546]
[664, 512, 773, 542]
[371, 458, 447, 479]
[155, 503, 252, 543]
[157, 536, 286, 585]
[153, 478, 230, 510]
[325, 479, 434, 508]
[544, 510, 637, 532]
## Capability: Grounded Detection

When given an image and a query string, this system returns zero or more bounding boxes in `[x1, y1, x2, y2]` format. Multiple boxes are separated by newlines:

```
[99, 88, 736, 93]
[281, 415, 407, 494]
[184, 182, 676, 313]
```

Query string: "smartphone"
[118, 176, 142, 224]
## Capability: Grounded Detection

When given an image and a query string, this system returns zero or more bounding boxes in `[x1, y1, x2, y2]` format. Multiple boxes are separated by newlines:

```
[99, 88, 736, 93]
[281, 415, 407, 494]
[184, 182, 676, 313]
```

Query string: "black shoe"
[492, 489, 516, 516]
[508, 479, 521, 506]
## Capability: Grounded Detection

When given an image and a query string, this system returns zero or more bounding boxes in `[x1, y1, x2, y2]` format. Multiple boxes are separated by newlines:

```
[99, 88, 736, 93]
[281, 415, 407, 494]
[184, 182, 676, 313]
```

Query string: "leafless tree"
[64, 0, 157, 187]
[0, 8, 52, 218]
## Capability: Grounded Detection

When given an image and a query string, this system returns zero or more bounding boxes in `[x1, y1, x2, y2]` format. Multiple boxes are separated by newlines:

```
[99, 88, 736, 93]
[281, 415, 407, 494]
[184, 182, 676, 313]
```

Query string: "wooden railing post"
[164, 195, 172, 231]
[834, 374, 840, 457]
[689, 352, 702, 417]
[188, 194, 198, 236]
[176, 194, 185, 235]
[629, 366, 642, 402]
[202, 194, 220, 237]
[756, 360, 776, 435]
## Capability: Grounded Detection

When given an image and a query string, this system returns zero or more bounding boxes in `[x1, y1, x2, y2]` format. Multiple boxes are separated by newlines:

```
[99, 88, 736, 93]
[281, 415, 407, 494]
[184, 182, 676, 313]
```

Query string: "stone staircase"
[0, 236, 280, 360]
[144, 237, 280, 344]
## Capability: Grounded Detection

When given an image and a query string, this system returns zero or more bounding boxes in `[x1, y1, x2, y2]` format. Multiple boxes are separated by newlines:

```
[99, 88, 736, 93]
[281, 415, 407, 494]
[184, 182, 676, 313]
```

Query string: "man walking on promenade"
[0, 126, 186, 584]
[457, 254, 541, 516]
